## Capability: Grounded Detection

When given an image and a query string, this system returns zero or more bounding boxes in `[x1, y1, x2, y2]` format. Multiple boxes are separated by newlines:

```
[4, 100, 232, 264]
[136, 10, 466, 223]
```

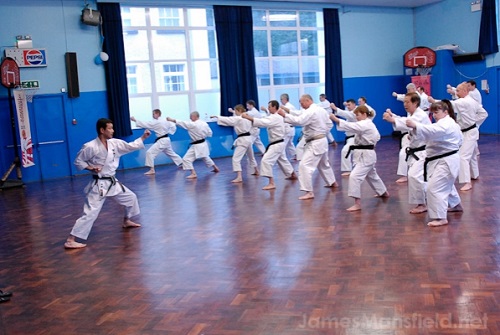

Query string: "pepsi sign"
[22, 49, 47, 67]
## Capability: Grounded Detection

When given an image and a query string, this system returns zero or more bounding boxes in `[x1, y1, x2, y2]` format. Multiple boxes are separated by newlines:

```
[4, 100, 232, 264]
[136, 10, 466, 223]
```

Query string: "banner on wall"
[411, 75, 431, 97]
[14, 89, 35, 168]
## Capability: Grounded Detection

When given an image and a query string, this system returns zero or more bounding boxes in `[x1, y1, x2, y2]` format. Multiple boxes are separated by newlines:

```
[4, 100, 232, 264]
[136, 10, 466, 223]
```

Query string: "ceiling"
[279, 0, 444, 8]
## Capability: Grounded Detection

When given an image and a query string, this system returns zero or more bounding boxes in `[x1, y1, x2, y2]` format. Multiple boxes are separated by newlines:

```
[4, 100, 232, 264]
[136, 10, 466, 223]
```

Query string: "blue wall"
[0, 0, 498, 182]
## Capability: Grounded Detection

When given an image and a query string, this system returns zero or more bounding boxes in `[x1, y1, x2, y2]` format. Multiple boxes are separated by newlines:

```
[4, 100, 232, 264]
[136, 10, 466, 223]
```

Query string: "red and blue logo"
[22, 49, 47, 67]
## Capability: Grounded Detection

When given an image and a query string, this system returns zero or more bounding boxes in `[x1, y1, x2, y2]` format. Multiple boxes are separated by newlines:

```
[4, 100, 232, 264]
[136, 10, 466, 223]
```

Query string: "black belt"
[423, 150, 459, 181]
[461, 124, 477, 132]
[344, 135, 354, 145]
[236, 132, 251, 138]
[190, 139, 206, 145]
[231, 132, 251, 150]
[405, 145, 426, 161]
[399, 132, 408, 149]
[154, 134, 169, 143]
[345, 144, 375, 158]
[265, 139, 284, 153]
[92, 175, 125, 194]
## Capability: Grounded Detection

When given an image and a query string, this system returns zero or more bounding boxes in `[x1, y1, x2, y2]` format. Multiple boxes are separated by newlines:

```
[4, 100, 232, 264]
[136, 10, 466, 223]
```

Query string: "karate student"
[131, 109, 183, 175]
[429, 82, 487, 191]
[212, 104, 258, 183]
[317, 94, 337, 146]
[242, 100, 297, 190]
[330, 99, 357, 176]
[167, 111, 219, 179]
[278, 94, 338, 200]
[64, 118, 151, 249]
[391, 83, 418, 183]
[357, 96, 376, 120]
[384, 92, 431, 214]
[245, 100, 266, 155]
[330, 106, 389, 211]
[279, 93, 299, 159]
[405, 100, 463, 227]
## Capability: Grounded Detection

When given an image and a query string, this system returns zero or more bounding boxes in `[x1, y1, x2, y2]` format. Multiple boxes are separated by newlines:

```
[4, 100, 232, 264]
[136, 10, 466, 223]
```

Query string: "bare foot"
[262, 184, 276, 190]
[123, 219, 141, 228]
[298, 192, 314, 200]
[325, 182, 339, 188]
[64, 240, 87, 249]
[341, 172, 351, 177]
[186, 174, 197, 179]
[231, 178, 243, 183]
[460, 183, 472, 191]
[447, 204, 463, 212]
[374, 191, 390, 198]
[410, 205, 427, 214]
[285, 172, 297, 180]
[427, 219, 448, 227]
[396, 177, 408, 183]
[346, 204, 361, 212]
[144, 169, 155, 175]
[211, 166, 220, 173]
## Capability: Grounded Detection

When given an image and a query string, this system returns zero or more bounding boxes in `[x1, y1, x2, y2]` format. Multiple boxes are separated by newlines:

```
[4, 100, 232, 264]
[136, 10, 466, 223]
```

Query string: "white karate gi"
[285, 104, 336, 192]
[247, 107, 266, 154]
[217, 115, 257, 172]
[364, 103, 377, 120]
[335, 108, 357, 172]
[337, 118, 387, 199]
[134, 118, 183, 168]
[253, 113, 294, 179]
[411, 115, 463, 220]
[177, 119, 216, 170]
[70, 137, 145, 240]
[450, 95, 483, 184]
[317, 100, 335, 143]
[283, 102, 299, 158]
[392, 108, 431, 205]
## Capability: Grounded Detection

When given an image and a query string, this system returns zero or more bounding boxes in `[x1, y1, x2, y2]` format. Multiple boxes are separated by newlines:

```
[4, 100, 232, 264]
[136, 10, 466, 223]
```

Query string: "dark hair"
[359, 96, 367, 103]
[467, 80, 476, 87]
[429, 100, 456, 121]
[280, 93, 289, 101]
[346, 99, 356, 104]
[96, 118, 112, 135]
[406, 92, 421, 106]
[246, 100, 256, 107]
[268, 100, 279, 109]
[153, 109, 162, 116]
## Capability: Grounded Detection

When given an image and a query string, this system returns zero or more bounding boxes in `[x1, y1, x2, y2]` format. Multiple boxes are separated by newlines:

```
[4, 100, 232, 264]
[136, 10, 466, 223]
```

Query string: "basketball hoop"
[20, 87, 38, 103]
[416, 65, 432, 76]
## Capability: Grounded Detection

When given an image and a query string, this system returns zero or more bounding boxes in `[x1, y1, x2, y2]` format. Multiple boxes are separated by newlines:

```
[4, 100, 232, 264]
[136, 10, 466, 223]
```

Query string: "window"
[163, 64, 185, 91]
[122, 7, 219, 123]
[126, 65, 138, 94]
[253, 9, 325, 107]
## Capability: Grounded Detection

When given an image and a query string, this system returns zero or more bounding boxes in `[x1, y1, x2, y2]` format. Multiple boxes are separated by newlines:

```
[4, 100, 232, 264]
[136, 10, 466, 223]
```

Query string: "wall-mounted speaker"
[65, 52, 80, 98]
[452, 53, 485, 63]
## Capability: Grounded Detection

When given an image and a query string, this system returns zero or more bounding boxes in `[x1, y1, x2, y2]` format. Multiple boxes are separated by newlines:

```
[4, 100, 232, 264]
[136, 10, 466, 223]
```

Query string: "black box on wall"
[65, 52, 80, 98]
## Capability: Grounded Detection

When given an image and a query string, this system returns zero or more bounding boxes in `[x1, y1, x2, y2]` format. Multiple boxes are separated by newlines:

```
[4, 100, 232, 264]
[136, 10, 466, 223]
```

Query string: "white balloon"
[100, 52, 109, 62]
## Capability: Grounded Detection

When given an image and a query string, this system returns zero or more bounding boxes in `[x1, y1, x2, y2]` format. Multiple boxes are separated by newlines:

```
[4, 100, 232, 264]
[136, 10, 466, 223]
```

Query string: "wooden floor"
[1, 135, 499, 335]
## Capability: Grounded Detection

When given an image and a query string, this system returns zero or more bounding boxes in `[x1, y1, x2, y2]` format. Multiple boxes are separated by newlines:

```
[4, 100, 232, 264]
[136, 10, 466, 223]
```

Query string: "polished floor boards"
[1, 135, 499, 335]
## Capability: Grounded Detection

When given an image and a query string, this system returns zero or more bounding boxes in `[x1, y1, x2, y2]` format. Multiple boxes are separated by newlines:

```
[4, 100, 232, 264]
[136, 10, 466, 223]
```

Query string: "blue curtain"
[478, 0, 499, 55]
[214, 5, 258, 116]
[323, 8, 344, 106]
[97, 2, 132, 138]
